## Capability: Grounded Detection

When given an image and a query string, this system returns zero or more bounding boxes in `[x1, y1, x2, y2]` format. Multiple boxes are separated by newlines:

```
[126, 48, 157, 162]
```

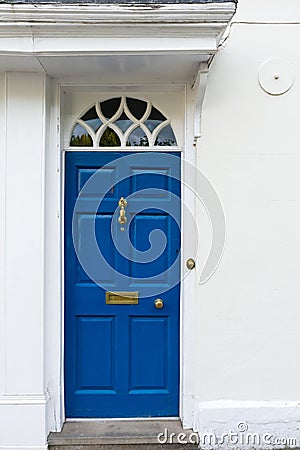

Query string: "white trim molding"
[0, 3, 236, 29]
[0, 393, 50, 405]
[0, 3, 236, 52]
[194, 400, 300, 449]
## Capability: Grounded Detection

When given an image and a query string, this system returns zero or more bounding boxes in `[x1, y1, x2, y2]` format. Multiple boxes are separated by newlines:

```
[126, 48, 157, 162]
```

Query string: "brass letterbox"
[106, 291, 139, 305]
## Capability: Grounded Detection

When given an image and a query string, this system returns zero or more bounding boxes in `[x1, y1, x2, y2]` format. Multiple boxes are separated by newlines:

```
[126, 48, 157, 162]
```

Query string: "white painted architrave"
[60, 85, 195, 426]
[0, 73, 6, 401]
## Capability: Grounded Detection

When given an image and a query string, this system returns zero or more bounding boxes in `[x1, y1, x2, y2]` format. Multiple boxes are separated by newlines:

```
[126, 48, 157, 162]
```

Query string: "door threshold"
[48, 418, 198, 448]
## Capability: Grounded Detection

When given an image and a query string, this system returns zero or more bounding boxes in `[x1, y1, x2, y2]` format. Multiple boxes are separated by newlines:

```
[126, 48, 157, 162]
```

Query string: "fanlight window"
[70, 97, 177, 148]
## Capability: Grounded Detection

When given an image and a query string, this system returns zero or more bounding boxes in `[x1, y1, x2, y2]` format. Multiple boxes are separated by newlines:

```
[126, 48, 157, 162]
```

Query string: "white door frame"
[44, 82, 198, 430]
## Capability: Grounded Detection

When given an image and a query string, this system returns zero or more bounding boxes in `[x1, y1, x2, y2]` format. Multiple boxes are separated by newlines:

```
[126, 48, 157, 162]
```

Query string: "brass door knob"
[154, 298, 164, 309]
[186, 258, 195, 270]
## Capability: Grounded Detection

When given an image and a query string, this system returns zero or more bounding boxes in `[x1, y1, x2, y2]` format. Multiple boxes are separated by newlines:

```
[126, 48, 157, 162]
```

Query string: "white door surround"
[59, 84, 197, 428]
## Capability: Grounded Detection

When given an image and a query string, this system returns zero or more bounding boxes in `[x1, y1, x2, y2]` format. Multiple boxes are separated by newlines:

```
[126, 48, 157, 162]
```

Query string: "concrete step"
[48, 419, 198, 449]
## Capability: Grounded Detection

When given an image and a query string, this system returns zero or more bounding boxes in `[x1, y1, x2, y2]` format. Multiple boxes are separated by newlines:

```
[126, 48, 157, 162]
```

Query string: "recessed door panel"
[129, 316, 168, 391]
[130, 215, 172, 283]
[76, 316, 116, 391]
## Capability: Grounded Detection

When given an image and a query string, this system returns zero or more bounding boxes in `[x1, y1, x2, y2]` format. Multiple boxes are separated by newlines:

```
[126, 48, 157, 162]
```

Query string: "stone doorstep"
[48, 419, 198, 447]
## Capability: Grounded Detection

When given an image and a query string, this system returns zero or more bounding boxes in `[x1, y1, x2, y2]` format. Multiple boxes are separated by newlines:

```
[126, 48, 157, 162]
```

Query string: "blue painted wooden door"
[65, 152, 181, 417]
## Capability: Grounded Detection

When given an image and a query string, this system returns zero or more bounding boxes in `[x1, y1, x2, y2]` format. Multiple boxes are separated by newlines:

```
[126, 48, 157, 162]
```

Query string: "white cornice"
[0, 2, 236, 64]
[0, 3, 236, 24]
[0, 3, 236, 38]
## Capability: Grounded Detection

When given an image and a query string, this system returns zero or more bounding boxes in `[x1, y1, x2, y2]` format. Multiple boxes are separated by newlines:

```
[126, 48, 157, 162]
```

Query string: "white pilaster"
[0, 71, 48, 450]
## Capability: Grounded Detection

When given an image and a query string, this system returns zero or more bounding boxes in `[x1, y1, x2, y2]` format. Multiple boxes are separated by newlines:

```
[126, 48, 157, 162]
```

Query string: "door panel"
[130, 215, 172, 281]
[76, 215, 117, 286]
[76, 316, 115, 390]
[129, 317, 168, 390]
[65, 151, 181, 417]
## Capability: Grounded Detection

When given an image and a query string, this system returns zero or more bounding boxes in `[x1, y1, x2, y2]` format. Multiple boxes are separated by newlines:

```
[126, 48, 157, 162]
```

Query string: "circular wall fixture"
[258, 58, 294, 95]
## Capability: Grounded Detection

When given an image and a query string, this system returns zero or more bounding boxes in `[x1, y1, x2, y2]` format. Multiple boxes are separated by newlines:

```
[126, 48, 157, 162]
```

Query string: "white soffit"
[0, 2, 236, 81]
[40, 54, 209, 83]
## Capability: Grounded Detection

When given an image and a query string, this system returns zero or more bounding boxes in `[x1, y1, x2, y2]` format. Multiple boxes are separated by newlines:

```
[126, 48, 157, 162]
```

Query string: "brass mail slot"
[106, 291, 139, 305]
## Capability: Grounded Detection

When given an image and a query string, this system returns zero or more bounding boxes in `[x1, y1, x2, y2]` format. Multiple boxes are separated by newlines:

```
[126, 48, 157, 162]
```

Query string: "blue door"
[65, 151, 181, 417]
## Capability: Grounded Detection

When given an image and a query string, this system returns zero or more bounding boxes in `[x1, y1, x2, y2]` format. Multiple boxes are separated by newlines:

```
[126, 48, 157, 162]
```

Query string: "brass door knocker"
[118, 197, 127, 230]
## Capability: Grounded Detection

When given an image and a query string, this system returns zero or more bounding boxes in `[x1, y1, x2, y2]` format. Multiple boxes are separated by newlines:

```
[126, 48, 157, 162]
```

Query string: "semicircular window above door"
[69, 96, 178, 148]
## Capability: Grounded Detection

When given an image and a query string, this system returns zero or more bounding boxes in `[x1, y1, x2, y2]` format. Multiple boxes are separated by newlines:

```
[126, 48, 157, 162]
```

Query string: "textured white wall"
[193, 0, 300, 445]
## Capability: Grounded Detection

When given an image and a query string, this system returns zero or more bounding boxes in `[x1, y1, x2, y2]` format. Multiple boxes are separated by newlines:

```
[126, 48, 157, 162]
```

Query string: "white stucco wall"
[193, 0, 300, 446]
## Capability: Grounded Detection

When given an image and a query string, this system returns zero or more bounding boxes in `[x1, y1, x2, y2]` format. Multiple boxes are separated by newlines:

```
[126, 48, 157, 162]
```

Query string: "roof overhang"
[0, 2, 236, 83]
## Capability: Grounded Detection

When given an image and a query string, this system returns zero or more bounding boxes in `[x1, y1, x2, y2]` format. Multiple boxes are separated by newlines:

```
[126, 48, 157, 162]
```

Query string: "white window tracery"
[70, 96, 177, 148]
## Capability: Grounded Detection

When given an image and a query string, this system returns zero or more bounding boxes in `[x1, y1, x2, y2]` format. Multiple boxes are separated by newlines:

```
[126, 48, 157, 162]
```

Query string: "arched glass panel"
[99, 127, 121, 147]
[115, 112, 133, 132]
[127, 127, 149, 147]
[126, 97, 147, 119]
[80, 106, 102, 132]
[69, 96, 177, 147]
[70, 124, 93, 147]
[145, 106, 167, 132]
[154, 125, 177, 146]
[100, 97, 121, 119]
